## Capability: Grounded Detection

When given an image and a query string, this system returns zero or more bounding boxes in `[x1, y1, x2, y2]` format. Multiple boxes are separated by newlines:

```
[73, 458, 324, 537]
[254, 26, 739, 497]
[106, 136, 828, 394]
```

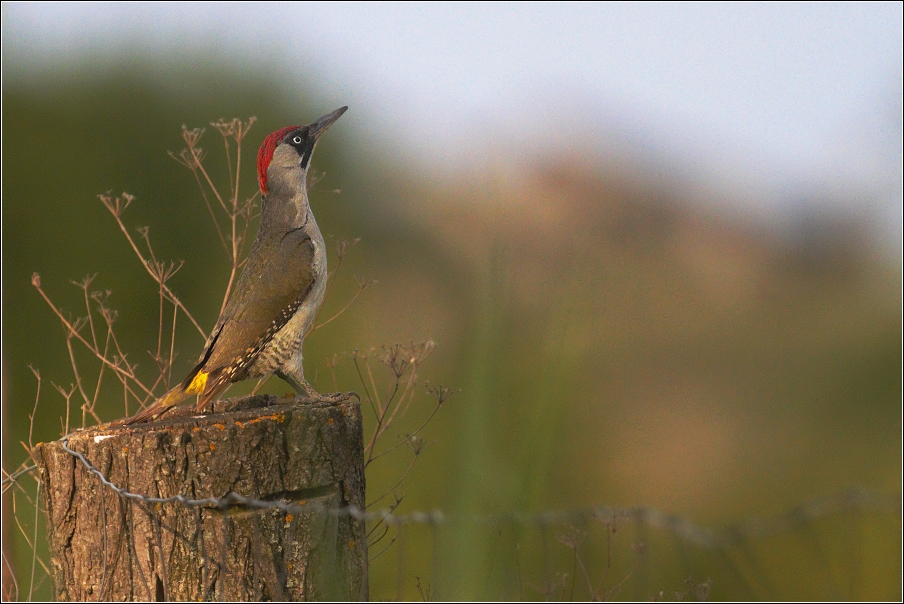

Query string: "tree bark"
[34, 395, 368, 601]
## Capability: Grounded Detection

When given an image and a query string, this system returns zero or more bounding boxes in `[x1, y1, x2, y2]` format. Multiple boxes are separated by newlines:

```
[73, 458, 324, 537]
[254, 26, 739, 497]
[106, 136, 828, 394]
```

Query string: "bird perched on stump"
[125, 106, 350, 425]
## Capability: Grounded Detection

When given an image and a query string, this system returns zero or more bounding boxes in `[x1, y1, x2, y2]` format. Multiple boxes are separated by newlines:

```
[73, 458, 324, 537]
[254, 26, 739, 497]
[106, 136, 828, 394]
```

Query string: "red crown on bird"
[257, 126, 300, 195]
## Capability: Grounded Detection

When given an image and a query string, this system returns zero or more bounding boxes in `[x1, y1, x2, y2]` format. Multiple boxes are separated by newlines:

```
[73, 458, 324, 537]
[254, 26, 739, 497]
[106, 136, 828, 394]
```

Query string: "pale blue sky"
[3, 2, 902, 242]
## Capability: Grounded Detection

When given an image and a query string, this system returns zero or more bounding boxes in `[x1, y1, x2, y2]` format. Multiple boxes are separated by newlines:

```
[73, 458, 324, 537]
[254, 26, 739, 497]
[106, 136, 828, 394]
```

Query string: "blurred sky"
[3, 2, 902, 244]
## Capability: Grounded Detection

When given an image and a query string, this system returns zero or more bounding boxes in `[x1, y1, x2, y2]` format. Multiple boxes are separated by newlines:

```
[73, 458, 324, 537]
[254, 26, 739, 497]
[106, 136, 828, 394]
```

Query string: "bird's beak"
[306, 106, 348, 140]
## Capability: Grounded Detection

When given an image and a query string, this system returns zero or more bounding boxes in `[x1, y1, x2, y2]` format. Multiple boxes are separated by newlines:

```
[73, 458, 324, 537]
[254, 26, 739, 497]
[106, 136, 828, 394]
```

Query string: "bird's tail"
[122, 384, 193, 425]
[122, 367, 212, 425]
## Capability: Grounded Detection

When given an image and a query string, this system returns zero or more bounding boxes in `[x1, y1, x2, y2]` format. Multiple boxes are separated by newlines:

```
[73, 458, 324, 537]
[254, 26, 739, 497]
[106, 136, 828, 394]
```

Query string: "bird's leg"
[275, 369, 354, 405]
[275, 369, 312, 397]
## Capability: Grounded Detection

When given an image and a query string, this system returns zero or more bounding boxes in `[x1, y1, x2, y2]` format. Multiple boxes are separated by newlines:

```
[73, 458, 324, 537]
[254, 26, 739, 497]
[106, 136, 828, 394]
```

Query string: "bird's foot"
[276, 371, 359, 406]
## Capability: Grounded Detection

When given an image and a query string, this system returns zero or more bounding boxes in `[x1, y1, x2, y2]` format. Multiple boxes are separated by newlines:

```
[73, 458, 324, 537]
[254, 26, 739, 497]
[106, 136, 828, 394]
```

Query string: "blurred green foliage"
[2, 59, 900, 600]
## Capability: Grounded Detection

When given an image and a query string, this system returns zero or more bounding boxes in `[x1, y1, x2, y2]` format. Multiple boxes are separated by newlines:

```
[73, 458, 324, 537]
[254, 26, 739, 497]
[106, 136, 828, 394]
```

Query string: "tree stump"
[33, 395, 368, 601]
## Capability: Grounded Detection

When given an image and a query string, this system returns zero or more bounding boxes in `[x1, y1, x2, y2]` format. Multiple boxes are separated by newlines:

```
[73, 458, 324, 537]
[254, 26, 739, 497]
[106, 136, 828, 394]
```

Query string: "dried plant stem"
[187, 122, 257, 317]
[10, 491, 51, 579]
[367, 496, 405, 542]
[218, 259, 240, 321]
[193, 156, 229, 216]
[367, 454, 419, 509]
[220, 134, 234, 198]
[382, 365, 420, 434]
[103, 204, 205, 337]
[32, 275, 152, 395]
[167, 302, 178, 386]
[157, 276, 165, 362]
[367, 401, 443, 465]
[365, 391, 396, 464]
[310, 282, 369, 333]
[91, 326, 113, 410]
[2, 550, 19, 602]
[28, 484, 40, 600]
[65, 335, 102, 425]
[27, 367, 41, 449]
[185, 167, 229, 252]
[574, 549, 594, 599]
[367, 535, 399, 563]
[602, 559, 640, 600]
[250, 377, 270, 395]
[353, 352, 379, 419]
[365, 360, 382, 414]
[77, 276, 99, 351]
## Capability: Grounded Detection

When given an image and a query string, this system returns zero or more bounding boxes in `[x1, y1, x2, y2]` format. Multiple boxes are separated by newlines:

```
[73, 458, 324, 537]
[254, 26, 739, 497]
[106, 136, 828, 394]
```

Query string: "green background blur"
[2, 55, 901, 600]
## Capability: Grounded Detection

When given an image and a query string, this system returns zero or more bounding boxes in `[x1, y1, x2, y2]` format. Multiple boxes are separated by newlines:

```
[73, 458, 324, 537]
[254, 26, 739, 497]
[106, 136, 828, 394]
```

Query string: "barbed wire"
[6, 437, 899, 601]
[60, 438, 399, 522]
[60, 437, 899, 548]
[1, 464, 37, 494]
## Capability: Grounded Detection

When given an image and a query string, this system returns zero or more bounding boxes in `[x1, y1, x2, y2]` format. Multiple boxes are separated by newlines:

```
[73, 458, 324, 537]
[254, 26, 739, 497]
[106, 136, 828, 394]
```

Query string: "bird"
[124, 106, 350, 425]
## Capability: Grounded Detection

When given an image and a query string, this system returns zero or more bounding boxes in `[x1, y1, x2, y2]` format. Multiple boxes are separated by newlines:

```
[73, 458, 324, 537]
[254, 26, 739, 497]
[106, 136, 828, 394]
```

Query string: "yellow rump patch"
[186, 370, 209, 394]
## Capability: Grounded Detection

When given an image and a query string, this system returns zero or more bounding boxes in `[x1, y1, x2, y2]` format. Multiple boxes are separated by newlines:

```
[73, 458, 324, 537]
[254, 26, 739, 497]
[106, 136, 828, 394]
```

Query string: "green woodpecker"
[125, 107, 349, 424]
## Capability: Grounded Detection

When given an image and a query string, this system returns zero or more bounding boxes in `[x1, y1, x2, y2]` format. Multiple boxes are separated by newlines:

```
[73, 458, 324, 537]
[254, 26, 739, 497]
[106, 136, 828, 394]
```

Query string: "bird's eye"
[292, 135, 303, 144]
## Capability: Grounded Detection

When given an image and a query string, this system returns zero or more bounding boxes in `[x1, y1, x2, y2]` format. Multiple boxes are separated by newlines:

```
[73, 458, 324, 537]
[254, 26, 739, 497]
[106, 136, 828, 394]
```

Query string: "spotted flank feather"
[194, 295, 308, 409]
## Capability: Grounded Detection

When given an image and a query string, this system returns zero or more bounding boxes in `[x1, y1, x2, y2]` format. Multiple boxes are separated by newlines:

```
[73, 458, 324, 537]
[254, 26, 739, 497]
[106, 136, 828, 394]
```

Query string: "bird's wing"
[194, 228, 317, 379]
[126, 229, 317, 422]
